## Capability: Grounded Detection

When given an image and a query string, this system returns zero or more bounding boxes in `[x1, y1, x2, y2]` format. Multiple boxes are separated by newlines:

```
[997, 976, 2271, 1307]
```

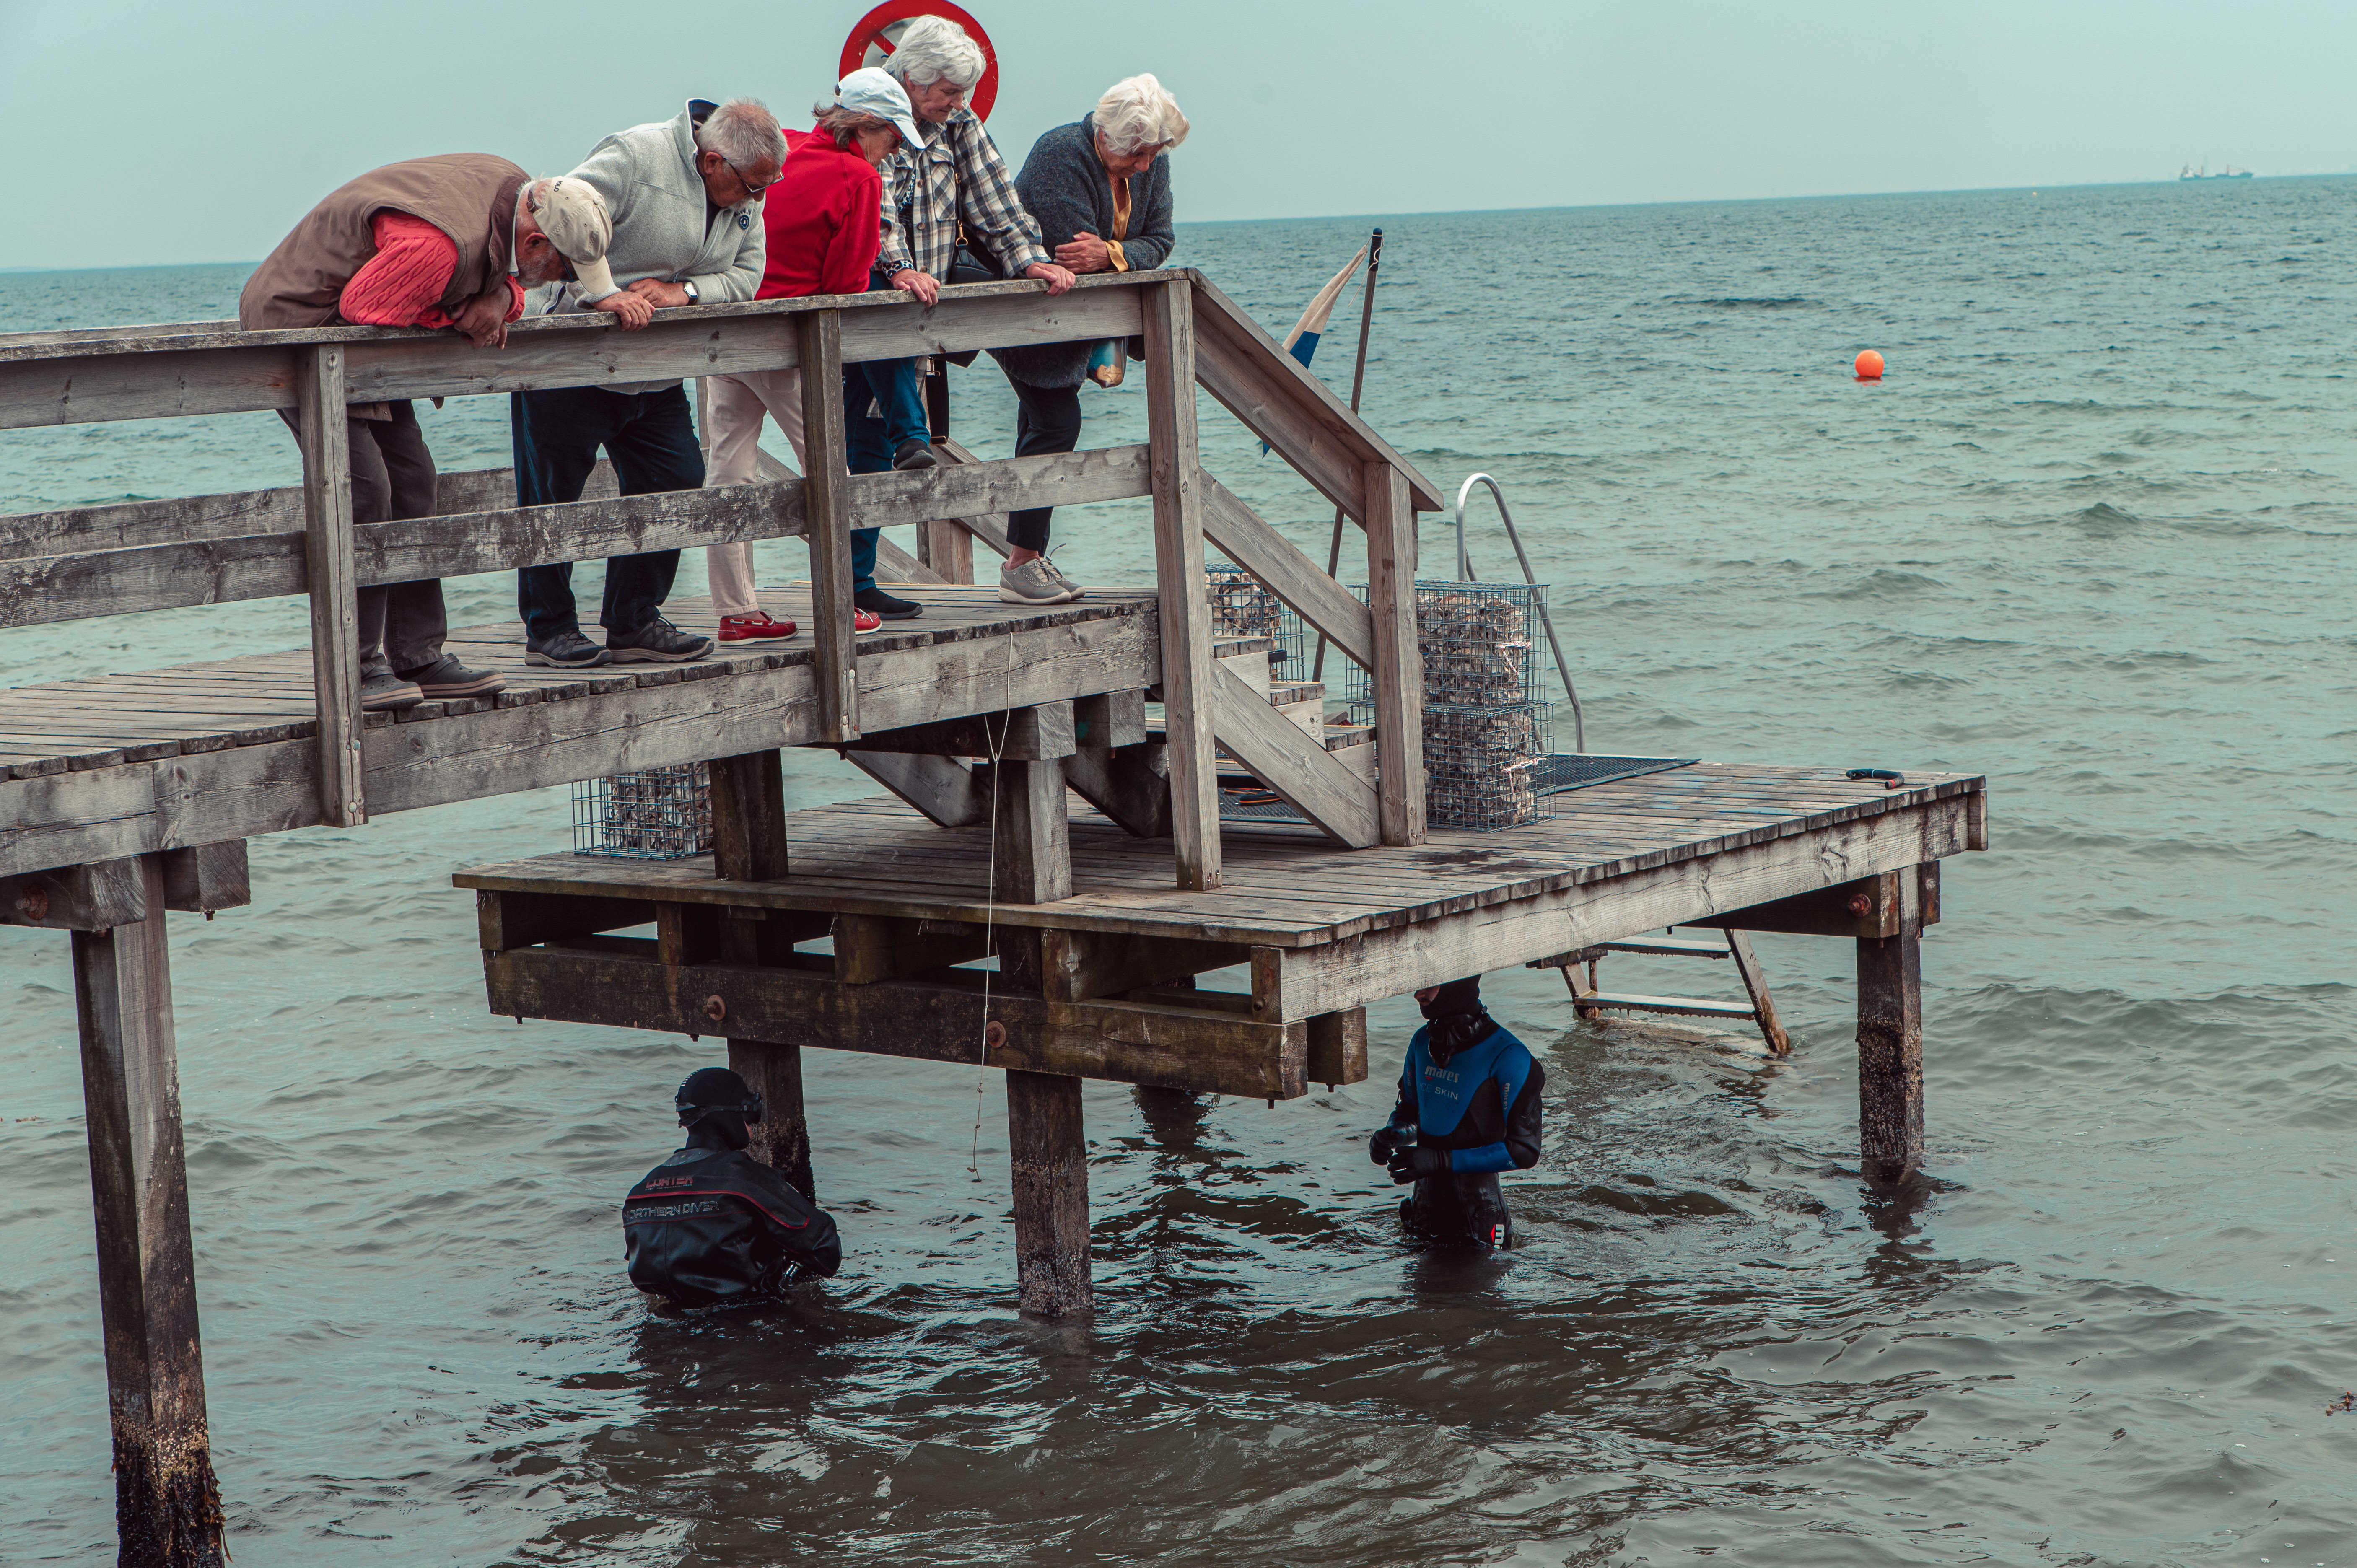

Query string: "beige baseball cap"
[528, 176, 617, 300]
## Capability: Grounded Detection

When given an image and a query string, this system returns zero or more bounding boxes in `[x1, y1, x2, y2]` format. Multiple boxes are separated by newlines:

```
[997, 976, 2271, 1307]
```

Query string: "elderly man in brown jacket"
[239, 158, 615, 708]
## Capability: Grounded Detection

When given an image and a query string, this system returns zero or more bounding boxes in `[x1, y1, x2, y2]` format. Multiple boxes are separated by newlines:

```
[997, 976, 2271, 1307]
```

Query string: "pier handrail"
[0, 268, 1437, 885]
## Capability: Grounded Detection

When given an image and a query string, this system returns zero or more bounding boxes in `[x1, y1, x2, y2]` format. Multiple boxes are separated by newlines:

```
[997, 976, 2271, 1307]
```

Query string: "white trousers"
[700, 370, 807, 617]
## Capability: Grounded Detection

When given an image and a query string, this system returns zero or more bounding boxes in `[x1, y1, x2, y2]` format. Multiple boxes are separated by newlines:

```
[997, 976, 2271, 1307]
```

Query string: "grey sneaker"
[1040, 555, 1087, 601]
[607, 615, 714, 663]
[397, 655, 505, 700]
[998, 556, 1076, 606]
[358, 671, 424, 711]
[526, 629, 612, 669]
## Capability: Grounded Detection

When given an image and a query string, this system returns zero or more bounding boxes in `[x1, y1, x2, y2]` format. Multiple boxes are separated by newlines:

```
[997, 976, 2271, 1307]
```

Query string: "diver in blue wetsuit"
[1370, 975, 1543, 1252]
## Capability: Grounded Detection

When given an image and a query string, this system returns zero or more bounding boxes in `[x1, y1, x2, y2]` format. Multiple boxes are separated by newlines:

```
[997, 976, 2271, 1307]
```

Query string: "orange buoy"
[1854, 349, 1885, 380]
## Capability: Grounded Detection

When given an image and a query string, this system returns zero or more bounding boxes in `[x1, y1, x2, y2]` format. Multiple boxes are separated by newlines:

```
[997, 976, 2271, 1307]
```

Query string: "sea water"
[3, 177, 2353, 1565]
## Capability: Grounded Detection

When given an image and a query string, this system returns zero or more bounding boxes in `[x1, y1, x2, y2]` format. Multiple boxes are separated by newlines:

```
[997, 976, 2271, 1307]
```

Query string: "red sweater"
[755, 128, 883, 300]
[340, 211, 524, 329]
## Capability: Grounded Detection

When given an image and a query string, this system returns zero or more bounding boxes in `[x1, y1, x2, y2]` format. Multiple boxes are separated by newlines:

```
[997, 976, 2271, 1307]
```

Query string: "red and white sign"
[839, 2, 999, 122]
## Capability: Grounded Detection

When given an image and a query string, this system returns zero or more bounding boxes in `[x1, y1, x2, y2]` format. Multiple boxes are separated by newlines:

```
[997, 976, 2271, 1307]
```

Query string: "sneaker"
[855, 586, 923, 620]
[998, 556, 1076, 606]
[853, 608, 883, 633]
[606, 616, 714, 663]
[718, 611, 797, 642]
[892, 438, 939, 471]
[397, 655, 504, 700]
[1040, 555, 1087, 601]
[358, 671, 424, 712]
[525, 629, 612, 669]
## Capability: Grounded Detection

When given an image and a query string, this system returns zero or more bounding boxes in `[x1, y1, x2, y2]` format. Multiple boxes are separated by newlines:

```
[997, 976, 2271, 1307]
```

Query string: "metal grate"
[572, 763, 714, 860]
[1530, 754, 1698, 794]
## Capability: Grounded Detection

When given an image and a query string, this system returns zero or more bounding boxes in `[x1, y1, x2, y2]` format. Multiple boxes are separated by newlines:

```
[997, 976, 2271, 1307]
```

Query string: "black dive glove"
[1386, 1145, 1450, 1185]
[1369, 1117, 1418, 1166]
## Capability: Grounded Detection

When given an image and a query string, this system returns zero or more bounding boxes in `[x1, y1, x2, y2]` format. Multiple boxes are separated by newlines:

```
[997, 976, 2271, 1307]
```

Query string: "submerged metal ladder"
[1455, 474, 1791, 1055]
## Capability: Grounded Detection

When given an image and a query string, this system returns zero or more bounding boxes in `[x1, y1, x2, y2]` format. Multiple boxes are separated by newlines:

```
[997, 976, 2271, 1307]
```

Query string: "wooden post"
[918, 518, 975, 585]
[1143, 277, 1221, 891]
[796, 311, 859, 743]
[1857, 866, 1925, 1187]
[296, 343, 366, 827]
[1723, 930, 1792, 1055]
[72, 854, 227, 1568]
[707, 750, 813, 1193]
[1362, 459, 1423, 846]
[1005, 1068, 1091, 1317]
[991, 756, 1073, 907]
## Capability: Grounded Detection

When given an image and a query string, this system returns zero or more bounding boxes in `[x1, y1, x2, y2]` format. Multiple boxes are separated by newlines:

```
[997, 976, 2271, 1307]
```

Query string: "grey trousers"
[277, 402, 449, 677]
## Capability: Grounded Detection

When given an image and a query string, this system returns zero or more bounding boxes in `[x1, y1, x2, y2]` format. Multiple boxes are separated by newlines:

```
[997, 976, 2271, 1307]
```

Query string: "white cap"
[528, 176, 617, 301]
[835, 66, 926, 157]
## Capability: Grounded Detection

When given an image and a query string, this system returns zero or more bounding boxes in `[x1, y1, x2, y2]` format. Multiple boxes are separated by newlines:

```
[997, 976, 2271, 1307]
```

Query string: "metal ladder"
[1454, 474, 1791, 1056]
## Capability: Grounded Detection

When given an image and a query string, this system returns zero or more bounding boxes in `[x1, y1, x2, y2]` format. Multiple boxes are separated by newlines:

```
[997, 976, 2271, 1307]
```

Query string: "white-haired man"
[240, 160, 612, 709]
[512, 98, 785, 669]
[990, 73, 1190, 606]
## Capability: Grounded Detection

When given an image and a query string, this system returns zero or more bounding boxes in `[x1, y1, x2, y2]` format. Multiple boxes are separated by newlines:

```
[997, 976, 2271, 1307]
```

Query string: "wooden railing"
[0, 268, 1442, 889]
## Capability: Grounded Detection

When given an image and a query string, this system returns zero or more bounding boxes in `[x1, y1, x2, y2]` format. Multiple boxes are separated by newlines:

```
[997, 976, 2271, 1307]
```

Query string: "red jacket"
[755, 128, 883, 299]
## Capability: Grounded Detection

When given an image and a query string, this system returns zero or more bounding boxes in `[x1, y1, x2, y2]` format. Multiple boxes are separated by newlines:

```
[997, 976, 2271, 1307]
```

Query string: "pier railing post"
[72, 853, 227, 1567]
[1361, 459, 1424, 845]
[296, 343, 366, 827]
[1857, 864, 1926, 1187]
[796, 310, 860, 743]
[1143, 277, 1221, 891]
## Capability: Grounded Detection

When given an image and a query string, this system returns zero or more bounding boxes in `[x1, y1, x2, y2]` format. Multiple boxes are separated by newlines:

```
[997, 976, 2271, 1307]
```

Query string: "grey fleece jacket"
[991, 115, 1176, 390]
[529, 98, 766, 394]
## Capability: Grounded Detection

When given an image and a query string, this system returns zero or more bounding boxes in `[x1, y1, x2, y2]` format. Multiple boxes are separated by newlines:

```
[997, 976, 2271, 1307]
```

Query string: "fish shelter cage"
[572, 762, 714, 860]
[1205, 564, 1310, 677]
[1348, 580, 1561, 832]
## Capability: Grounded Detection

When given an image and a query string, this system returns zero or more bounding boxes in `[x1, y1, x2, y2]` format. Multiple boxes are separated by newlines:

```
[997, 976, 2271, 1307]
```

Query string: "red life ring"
[839, 1, 1000, 122]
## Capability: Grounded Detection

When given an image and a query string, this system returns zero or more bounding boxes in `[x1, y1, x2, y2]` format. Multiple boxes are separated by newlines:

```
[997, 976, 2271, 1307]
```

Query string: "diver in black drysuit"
[1371, 975, 1543, 1252]
[623, 1068, 841, 1306]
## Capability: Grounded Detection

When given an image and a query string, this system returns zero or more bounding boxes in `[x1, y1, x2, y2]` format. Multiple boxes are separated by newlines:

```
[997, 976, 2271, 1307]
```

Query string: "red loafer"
[718, 612, 797, 642]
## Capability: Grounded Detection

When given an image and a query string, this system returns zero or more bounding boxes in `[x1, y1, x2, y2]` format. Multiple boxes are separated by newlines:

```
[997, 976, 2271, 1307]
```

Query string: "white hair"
[694, 98, 787, 170]
[1094, 74, 1190, 157]
[884, 16, 985, 90]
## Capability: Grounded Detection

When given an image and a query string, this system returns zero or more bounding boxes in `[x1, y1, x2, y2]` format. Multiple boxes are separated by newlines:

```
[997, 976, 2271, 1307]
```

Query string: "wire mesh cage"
[1204, 564, 1309, 677]
[1346, 580, 1559, 832]
[572, 763, 714, 860]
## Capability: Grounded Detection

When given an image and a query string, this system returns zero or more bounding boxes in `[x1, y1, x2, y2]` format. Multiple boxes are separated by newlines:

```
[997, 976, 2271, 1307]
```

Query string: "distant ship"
[2180, 161, 2254, 181]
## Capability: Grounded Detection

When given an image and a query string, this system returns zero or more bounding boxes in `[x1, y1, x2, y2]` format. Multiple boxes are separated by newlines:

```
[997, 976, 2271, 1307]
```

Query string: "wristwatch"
[680, 280, 700, 304]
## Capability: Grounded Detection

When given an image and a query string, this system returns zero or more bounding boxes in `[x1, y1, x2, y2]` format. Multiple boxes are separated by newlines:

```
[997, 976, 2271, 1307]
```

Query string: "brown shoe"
[398, 655, 505, 700]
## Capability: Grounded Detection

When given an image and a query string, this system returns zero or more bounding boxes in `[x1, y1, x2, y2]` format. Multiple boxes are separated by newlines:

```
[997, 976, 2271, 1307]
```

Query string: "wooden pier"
[1, 268, 1984, 1565]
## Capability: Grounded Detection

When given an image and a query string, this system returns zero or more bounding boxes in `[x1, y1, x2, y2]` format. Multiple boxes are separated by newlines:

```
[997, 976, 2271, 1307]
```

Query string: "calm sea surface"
[4, 179, 2354, 1565]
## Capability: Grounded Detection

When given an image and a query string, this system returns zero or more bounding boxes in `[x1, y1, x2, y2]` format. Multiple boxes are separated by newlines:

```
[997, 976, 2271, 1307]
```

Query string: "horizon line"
[4, 170, 2348, 275]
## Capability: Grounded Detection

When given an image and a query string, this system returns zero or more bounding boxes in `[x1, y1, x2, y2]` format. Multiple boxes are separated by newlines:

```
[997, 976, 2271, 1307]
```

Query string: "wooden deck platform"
[0, 584, 1160, 878]
[457, 761, 1984, 1099]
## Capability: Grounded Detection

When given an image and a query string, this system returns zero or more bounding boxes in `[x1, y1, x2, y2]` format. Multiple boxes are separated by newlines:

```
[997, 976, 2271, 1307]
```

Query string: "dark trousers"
[512, 383, 705, 645]
[1006, 379, 1084, 552]
[275, 401, 446, 678]
[1402, 1172, 1514, 1253]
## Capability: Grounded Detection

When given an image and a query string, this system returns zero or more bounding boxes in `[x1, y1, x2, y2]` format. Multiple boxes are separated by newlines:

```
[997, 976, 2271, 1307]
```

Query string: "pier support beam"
[72, 854, 226, 1567]
[709, 750, 815, 1195]
[1005, 1068, 1092, 1318]
[1856, 865, 1926, 1187]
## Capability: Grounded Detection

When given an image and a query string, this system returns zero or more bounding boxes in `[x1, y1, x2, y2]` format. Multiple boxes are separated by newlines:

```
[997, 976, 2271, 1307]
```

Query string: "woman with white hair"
[987, 74, 1189, 606]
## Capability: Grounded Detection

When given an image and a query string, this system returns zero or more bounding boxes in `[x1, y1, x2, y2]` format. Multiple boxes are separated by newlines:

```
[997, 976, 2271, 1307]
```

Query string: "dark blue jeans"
[512, 383, 705, 644]
[842, 363, 929, 595]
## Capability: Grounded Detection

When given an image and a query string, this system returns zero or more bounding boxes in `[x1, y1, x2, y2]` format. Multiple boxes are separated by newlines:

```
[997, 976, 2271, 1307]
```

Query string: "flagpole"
[1312, 227, 1383, 683]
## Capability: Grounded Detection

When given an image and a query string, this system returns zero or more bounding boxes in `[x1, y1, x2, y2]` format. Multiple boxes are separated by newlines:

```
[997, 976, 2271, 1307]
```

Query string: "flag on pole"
[1281, 246, 1369, 370]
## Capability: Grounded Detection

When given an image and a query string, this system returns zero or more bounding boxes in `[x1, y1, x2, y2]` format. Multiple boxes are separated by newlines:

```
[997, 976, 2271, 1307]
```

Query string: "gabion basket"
[1346, 580, 1558, 832]
[1205, 564, 1309, 676]
[572, 763, 713, 860]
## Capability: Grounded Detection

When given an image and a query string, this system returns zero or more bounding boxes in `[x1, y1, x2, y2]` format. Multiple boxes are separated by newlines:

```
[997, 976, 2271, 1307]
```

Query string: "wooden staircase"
[1532, 929, 1792, 1054]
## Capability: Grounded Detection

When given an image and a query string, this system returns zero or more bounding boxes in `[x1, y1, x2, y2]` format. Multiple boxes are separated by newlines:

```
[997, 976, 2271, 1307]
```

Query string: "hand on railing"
[449, 290, 513, 350]
[590, 291, 656, 331]
[1023, 262, 1078, 296]
[891, 269, 941, 307]
[628, 279, 695, 310]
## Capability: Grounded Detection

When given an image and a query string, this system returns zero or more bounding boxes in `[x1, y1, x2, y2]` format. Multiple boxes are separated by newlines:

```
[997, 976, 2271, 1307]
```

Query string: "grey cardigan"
[991, 116, 1175, 390]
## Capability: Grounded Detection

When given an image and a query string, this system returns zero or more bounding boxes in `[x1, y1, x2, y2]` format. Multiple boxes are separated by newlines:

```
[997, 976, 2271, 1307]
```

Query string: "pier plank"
[1144, 278, 1221, 891]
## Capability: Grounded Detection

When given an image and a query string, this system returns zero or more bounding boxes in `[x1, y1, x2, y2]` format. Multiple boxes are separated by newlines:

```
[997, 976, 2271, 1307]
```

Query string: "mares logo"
[1422, 1064, 1461, 1085]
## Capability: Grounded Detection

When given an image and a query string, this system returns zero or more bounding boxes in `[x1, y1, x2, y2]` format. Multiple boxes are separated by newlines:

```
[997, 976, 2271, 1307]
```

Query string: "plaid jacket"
[877, 108, 1049, 282]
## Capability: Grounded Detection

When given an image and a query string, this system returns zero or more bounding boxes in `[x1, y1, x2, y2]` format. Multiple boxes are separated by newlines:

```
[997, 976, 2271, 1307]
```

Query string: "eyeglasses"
[720, 154, 779, 197]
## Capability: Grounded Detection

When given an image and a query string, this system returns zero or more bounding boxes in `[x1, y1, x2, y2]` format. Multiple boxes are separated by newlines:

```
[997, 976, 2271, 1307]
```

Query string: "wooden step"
[1601, 935, 1731, 959]
[1577, 991, 1759, 1021]
[1268, 680, 1325, 705]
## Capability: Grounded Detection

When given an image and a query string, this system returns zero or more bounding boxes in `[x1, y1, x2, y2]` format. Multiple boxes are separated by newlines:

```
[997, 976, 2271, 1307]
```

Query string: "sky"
[2, 0, 2352, 270]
